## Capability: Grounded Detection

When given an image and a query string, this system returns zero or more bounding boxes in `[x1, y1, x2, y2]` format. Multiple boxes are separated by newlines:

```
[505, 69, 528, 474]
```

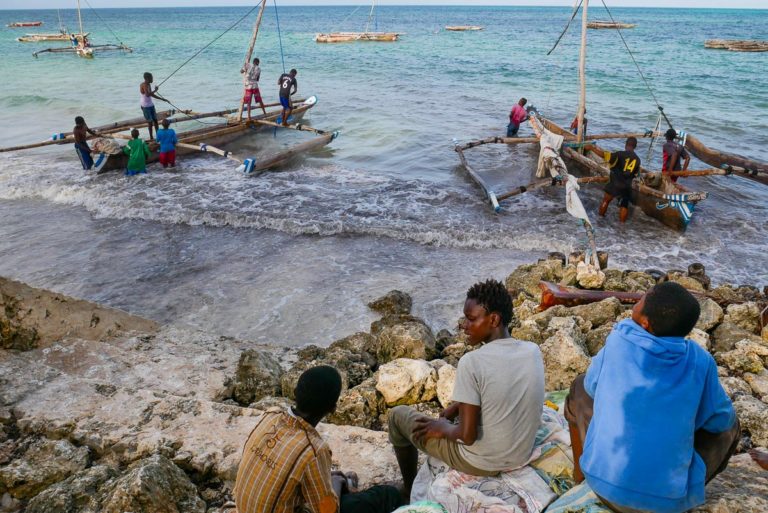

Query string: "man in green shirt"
[123, 129, 151, 176]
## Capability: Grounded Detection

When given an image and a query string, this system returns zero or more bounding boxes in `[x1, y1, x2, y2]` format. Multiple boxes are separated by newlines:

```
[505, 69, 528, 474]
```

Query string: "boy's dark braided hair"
[466, 279, 513, 326]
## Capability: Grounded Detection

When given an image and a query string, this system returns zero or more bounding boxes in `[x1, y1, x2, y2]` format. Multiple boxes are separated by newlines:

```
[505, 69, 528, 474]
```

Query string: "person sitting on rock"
[565, 281, 740, 513]
[232, 365, 403, 513]
[388, 279, 545, 499]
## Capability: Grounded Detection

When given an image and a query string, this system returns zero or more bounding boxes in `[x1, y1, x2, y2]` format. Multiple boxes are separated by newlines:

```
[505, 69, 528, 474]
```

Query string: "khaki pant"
[565, 374, 740, 513]
[387, 405, 498, 477]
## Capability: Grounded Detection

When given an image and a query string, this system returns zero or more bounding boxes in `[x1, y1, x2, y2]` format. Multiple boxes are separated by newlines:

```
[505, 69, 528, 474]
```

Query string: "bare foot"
[749, 449, 768, 470]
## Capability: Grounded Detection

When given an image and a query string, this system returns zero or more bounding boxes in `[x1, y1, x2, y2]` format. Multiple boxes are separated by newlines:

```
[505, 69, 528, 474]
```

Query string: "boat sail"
[454, 0, 767, 232]
[315, 0, 400, 43]
[32, 0, 132, 58]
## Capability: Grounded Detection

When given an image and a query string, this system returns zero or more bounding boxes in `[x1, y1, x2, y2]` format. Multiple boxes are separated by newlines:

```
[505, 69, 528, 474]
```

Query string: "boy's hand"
[412, 417, 450, 443]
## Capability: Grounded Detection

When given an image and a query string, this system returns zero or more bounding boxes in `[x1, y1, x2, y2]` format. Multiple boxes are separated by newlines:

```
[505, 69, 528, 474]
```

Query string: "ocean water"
[0, 6, 766, 344]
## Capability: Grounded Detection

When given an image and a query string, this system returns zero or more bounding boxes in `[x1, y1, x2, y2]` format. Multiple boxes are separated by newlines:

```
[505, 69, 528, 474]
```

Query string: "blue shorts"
[507, 123, 520, 137]
[141, 106, 157, 122]
[74, 142, 93, 170]
[280, 96, 291, 109]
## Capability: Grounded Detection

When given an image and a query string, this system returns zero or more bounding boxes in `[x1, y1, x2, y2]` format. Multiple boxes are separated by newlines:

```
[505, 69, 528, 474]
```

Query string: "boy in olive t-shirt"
[388, 279, 545, 499]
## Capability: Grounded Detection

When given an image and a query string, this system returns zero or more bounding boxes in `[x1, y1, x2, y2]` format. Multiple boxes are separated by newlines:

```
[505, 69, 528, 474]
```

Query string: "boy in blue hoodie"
[565, 282, 739, 513]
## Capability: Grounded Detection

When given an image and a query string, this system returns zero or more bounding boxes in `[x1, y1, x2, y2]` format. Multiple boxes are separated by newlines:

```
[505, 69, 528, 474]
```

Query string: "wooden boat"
[8, 22, 43, 28]
[587, 20, 635, 29]
[315, 0, 399, 43]
[445, 26, 484, 31]
[315, 32, 398, 43]
[32, 0, 132, 59]
[18, 32, 88, 43]
[705, 39, 768, 52]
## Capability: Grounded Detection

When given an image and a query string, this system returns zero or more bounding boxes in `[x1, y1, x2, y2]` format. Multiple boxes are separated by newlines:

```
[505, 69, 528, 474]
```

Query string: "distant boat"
[315, 0, 399, 43]
[705, 39, 768, 52]
[18, 10, 84, 43]
[445, 25, 484, 31]
[587, 20, 635, 29]
[8, 21, 43, 28]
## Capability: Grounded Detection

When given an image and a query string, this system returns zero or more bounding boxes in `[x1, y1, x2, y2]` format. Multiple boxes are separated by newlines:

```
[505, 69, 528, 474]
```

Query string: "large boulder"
[326, 378, 383, 430]
[436, 364, 457, 409]
[98, 454, 205, 513]
[26, 465, 118, 513]
[505, 260, 564, 300]
[511, 320, 545, 345]
[375, 359, 437, 406]
[716, 344, 765, 375]
[543, 316, 589, 346]
[328, 332, 377, 356]
[367, 290, 413, 316]
[733, 396, 768, 447]
[690, 453, 768, 513]
[569, 298, 622, 328]
[281, 346, 375, 400]
[440, 343, 472, 367]
[231, 349, 283, 405]
[586, 322, 614, 356]
[711, 322, 762, 354]
[621, 271, 656, 292]
[666, 272, 706, 293]
[370, 320, 436, 364]
[576, 262, 605, 290]
[687, 329, 711, 352]
[743, 370, 768, 401]
[512, 300, 541, 323]
[695, 298, 724, 332]
[539, 332, 591, 392]
[724, 302, 761, 334]
[0, 439, 90, 499]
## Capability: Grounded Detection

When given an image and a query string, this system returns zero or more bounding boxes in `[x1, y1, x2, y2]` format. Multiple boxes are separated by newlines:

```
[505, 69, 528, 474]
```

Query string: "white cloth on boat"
[410, 406, 575, 513]
[565, 175, 589, 223]
[536, 128, 565, 179]
[90, 137, 123, 155]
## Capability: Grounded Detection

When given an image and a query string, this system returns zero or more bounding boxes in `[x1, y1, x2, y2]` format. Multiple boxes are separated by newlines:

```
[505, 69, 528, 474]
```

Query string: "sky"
[2, 1, 766, 10]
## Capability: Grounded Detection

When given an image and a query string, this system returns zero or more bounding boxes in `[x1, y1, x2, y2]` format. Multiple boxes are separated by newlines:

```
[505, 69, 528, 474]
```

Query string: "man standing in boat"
[278, 69, 298, 127]
[662, 128, 690, 182]
[507, 98, 528, 137]
[598, 136, 641, 223]
[140, 72, 168, 140]
[240, 57, 267, 121]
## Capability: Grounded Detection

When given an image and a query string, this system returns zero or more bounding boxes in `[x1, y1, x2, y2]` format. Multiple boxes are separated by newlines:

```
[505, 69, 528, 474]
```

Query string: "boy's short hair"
[161, 118, 170, 127]
[131, 128, 140, 138]
[626, 136, 638, 149]
[143, 72, 152, 80]
[665, 128, 677, 141]
[290, 68, 297, 75]
[295, 366, 342, 417]
[466, 279, 513, 326]
[641, 282, 700, 337]
[520, 98, 527, 105]
[253, 57, 260, 64]
[75, 116, 85, 125]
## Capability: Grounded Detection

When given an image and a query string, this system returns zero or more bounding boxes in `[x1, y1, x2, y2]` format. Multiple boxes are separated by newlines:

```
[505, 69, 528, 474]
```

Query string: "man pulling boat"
[598, 137, 641, 223]
[73, 116, 99, 170]
[662, 128, 690, 182]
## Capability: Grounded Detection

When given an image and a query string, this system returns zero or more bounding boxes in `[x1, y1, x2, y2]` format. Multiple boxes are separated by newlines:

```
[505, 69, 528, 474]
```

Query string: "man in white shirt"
[240, 57, 267, 120]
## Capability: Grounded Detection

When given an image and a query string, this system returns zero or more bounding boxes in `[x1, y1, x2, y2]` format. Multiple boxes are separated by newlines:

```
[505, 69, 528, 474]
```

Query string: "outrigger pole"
[576, 0, 589, 147]
[237, 0, 268, 122]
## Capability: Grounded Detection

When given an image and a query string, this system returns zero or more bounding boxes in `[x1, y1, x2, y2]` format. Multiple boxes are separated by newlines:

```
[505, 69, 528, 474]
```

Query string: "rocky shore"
[1, 255, 767, 512]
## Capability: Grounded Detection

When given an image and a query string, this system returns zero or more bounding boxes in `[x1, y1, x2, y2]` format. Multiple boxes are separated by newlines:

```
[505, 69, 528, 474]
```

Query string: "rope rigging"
[81, 0, 126, 45]
[547, 0, 584, 56]
[273, 0, 287, 74]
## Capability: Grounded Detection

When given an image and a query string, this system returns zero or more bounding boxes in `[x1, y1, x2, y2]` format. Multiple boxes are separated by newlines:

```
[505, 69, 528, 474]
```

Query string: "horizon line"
[3, 4, 767, 11]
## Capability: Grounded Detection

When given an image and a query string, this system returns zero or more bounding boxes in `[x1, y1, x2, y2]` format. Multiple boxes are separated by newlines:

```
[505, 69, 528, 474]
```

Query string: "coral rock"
[375, 359, 437, 406]
[539, 332, 591, 392]
[688, 329, 711, 352]
[586, 323, 614, 356]
[367, 290, 413, 317]
[570, 298, 622, 328]
[690, 453, 768, 512]
[26, 464, 118, 513]
[436, 364, 457, 409]
[711, 322, 762, 354]
[372, 320, 436, 364]
[0, 439, 90, 499]
[733, 396, 768, 447]
[695, 299, 724, 332]
[576, 262, 606, 290]
[326, 377, 383, 430]
[724, 302, 761, 334]
[718, 376, 752, 400]
[505, 260, 564, 300]
[232, 349, 283, 405]
[743, 370, 768, 402]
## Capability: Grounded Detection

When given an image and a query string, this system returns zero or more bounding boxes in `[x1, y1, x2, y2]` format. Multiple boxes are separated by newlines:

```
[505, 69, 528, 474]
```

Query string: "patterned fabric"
[542, 482, 612, 513]
[233, 407, 338, 513]
[410, 406, 575, 513]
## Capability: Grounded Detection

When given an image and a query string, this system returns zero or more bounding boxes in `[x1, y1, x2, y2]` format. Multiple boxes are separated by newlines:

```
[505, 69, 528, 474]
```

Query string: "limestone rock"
[369, 313, 424, 337]
[690, 453, 768, 513]
[621, 271, 656, 292]
[540, 332, 591, 392]
[733, 396, 768, 446]
[0, 439, 90, 499]
[602, 269, 628, 292]
[695, 299, 724, 332]
[586, 323, 614, 356]
[249, 396, 292, 411]
[743, 370, 768, 401]
[724, 302, 761, 334]
[232, 349, 283, 405]
[513, 300, 541, 323]
[328, 332, 376, 357]
[511, 319, 545, 345]
[688, 329, 711, 352]
[666, 272, 706, 293]
[375, 359, 437, 406]
[436, 364, 457, 409]
[544, 316, 588, 346]
[559, 264, 578, 287]
[763, 325, 768, 343]
[372, 320, 436, 364]
[26, 464, 118, 513]
[719, 376, 753, 400]
[570, 298, 622, 328]
[505, 260, 564, 300]
[326, 378, 383, 430]
[576, 261, 605, 290]
[367, 290, 413, 316]
[281, 346, 374, 400]
[440, 343, 472, 366]
[528, 305, 572, 330]
[711, 322, 762, 354]
[98, 454, 205, 513]
[716, 346, 765, 375]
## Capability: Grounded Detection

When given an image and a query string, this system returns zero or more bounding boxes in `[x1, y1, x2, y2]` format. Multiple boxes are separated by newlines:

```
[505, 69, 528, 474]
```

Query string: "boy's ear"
[489, 311, 501, 328]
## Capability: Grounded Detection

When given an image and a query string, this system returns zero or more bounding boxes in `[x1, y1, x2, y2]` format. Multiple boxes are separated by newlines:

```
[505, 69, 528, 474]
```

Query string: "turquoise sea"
[0, 6, 766, 344]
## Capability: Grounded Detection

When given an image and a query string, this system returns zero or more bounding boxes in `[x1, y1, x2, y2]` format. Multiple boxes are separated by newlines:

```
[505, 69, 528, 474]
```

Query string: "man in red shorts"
[240, 57, 267, 121]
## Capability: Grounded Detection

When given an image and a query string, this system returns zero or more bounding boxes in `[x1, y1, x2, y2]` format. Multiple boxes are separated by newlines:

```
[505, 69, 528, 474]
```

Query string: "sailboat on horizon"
[315, 0, 400, 43]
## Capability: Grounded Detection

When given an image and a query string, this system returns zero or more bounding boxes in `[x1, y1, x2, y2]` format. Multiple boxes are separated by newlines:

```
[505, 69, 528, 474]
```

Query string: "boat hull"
[315, 32, 399, 43]
[8, 22, 43, 28]
[98, 102, 313, 172]
[445, 26, 483, 31]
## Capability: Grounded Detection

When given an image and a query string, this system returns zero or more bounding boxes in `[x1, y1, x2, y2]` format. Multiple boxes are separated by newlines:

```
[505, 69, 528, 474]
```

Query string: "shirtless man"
[140, 72, 168, 140]
[73, 116, 99, 170]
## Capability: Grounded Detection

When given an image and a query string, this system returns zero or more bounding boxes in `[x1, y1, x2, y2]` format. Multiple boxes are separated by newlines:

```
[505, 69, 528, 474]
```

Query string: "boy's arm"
[291, 80, 298, 96]
[439, 402, 460, 421]
[696, 356, 736, 433]
[300, 447, 339, 513]
[413, 402, 480, 445]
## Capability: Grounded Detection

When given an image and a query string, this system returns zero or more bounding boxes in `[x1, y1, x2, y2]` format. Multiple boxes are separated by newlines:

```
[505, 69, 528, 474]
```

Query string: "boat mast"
[364, 0, 376, 34]
[576, 0, 589, 146]
[76, 0, 85, 36]
[237, 0, 268, 122]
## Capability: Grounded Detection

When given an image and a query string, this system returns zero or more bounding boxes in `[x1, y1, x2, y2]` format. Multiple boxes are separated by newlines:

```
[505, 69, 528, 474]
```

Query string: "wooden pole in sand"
[237, 0, 268, 122]
[576, 0, 589, 147]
